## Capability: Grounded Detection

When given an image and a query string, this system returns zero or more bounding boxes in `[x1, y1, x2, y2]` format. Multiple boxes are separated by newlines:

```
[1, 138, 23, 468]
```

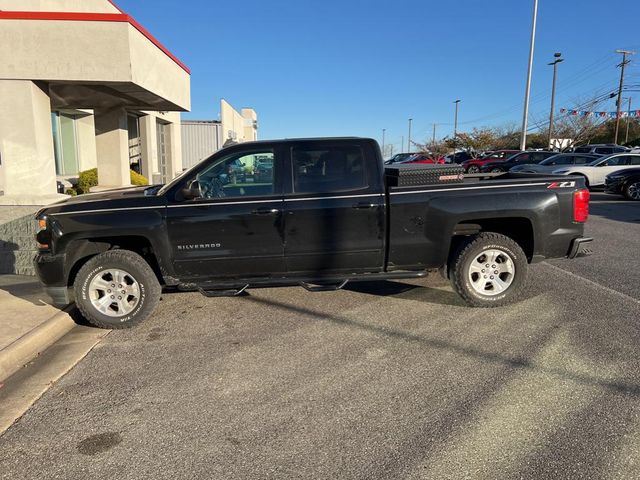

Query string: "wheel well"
[570, 173, 589, 187]
[67, 236, 164, 287]
[451, 217, 534, 262]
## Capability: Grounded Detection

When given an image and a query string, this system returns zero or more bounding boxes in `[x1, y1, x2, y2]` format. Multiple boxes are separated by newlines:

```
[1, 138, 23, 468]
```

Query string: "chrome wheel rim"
[468, 249, 515, 296]
[628, 182, 640, 200]
[468, 166, 479, 173]
[88, 269, 140, 317]
[491, 168, 502, 173]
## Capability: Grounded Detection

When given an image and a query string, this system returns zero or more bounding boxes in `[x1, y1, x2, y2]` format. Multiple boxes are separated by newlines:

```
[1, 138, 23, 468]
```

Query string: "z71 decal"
[547, 181, 576, 189]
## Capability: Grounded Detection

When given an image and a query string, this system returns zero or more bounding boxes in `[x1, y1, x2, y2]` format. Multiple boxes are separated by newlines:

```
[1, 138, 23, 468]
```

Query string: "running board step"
[300, 280, 349, 292]
[197, 284, 249, 297]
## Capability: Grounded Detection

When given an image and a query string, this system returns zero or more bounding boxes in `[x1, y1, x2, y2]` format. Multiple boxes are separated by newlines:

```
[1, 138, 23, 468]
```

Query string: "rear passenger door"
[283, 141, 385, 275]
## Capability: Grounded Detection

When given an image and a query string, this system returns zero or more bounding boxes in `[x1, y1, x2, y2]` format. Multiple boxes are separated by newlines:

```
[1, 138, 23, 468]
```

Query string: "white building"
[181, 99, 258, 169]
[0, 0, 191, 204]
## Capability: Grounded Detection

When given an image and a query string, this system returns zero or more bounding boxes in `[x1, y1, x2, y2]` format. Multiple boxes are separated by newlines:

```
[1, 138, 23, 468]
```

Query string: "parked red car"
[403, 153, 446, 165]
[461, 150, 521, 173]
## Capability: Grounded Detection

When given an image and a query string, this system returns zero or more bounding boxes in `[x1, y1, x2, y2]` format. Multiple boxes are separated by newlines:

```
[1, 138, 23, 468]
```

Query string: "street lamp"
[382, 128, 386, 155]
[520, 0, 539, 150]
[548, 52, 564, 148]
[408, 118, 413, 152]
[453, 100, 461, 140]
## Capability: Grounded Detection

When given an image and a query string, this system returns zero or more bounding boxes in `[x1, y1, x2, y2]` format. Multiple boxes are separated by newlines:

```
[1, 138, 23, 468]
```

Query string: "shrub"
[65, 188, 78, 196]
[77, 168, 99, 194]
[130, 170, 149, 186]
[75, 168, 149, 194]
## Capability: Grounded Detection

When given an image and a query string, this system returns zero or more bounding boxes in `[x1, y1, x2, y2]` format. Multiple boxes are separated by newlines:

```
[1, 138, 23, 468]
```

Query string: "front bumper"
[33, 252, 72, 306]
[568, 237, 594, 259]
[604, 177, 624, 195]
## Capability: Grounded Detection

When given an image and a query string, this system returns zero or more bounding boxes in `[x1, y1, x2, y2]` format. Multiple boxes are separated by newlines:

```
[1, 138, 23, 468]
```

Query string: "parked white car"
[552, 153, 640, 187]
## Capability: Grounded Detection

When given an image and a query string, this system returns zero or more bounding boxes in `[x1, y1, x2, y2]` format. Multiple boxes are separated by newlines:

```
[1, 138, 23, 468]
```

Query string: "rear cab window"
[289, 144, 370, 194]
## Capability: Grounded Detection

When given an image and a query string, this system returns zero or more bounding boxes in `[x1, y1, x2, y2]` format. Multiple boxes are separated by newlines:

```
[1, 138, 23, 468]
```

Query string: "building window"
[51, 112, 79, 176]
[128, 114, 142, 174]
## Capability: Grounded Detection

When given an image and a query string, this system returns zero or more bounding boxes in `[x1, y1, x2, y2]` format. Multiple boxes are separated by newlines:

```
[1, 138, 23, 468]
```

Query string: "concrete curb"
[0, 305, 76, 382]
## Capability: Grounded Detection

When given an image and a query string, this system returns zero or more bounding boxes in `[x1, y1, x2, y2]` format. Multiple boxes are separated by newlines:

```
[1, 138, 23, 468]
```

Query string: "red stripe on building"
[0, 11, 190, 75]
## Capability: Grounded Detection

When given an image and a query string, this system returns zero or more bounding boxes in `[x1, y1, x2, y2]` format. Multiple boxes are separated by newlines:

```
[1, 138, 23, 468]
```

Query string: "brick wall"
[0, 206, 38, 275]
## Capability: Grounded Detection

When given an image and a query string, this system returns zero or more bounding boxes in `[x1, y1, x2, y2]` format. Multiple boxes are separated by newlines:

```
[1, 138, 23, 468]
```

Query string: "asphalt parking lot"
[1, 193, 639, 480]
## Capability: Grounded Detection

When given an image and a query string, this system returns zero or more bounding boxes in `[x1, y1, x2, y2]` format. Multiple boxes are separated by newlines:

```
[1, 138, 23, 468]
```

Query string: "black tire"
[74, 250, 161, 329]
[449, 232, 528, 307]
[623, 179, 640, 201]
[490, 167, 504, 173]
[467, 165, 480, 174]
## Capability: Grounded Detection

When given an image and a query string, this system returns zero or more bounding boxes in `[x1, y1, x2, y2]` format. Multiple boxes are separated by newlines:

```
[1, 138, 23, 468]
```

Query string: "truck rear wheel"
[449, 232, 527, 307]
[74, 250, 161, 329]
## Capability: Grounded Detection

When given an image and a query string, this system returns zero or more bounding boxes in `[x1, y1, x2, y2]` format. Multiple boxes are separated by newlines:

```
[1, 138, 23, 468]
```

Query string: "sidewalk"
[0, 275, 76, 381]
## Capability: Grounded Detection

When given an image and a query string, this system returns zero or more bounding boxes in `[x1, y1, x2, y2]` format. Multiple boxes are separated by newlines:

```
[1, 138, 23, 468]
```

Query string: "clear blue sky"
[117, 0, 640, 151]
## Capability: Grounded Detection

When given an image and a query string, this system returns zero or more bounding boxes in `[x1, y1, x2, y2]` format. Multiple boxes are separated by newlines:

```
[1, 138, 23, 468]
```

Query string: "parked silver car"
[510, 153, 600, 174]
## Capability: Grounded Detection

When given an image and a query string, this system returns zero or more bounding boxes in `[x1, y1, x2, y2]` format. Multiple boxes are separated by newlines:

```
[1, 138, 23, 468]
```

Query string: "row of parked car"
[384, 144, 640, 200]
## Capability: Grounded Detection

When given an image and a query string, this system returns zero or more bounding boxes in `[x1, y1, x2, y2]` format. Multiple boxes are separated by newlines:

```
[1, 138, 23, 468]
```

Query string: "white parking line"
[543, 262, 640, 305]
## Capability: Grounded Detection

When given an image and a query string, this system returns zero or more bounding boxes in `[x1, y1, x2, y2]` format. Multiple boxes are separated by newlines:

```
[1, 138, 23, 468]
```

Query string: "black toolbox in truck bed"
[384, 164, 464, 187]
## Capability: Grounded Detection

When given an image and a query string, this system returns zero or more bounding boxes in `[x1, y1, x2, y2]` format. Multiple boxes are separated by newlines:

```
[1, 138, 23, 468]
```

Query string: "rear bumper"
[568, 237, 594, 259]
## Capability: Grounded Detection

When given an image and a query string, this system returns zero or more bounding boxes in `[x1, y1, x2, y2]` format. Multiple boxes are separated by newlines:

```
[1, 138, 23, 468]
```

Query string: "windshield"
[540, 154, 570, 166]
[588, 156, 607, 166]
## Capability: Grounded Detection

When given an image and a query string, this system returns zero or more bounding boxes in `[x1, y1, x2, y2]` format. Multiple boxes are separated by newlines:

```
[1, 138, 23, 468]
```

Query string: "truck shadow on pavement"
[344, 280, 463, 307]
[244, 294, 640, 397]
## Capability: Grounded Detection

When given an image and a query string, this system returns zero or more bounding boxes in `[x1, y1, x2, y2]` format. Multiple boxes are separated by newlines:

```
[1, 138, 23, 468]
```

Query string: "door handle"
[252, 207, 280, 215]
[352, 202, 377, 209]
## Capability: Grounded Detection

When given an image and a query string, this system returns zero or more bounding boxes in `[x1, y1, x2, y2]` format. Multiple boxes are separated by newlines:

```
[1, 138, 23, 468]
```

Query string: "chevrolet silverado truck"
[34, 137, 593, 329]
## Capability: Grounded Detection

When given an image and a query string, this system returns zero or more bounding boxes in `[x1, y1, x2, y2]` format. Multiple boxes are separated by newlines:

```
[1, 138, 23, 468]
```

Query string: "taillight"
[573, 189, 590, 223]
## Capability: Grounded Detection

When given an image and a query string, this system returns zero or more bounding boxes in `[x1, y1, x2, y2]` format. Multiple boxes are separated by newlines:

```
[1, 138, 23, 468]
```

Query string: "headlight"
[34, 216, 49, 249]
[35, 217, 47, 233]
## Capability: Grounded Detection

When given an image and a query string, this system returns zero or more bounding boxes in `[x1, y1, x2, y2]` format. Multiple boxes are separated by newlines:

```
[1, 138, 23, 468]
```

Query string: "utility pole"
[614, 50, 635, 144]
[432, 123, 437, 144]
[626, 97, 632, 144]
[548, 52, 563, 149]
[408, 118, 413, 152]
[401, 135, 404, 153]
[520, 0, 539, 151]
[453, 100, 461, 139]
[382, 128, 386, 155]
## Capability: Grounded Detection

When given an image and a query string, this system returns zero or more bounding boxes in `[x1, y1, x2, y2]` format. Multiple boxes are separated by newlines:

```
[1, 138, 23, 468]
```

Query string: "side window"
[595, 147, 613, 154]
[573, 156, 591, 165]
[515, 153, 530, 163]
[629, 156, 640, 165]
[291, 145, 368, 194]
[602, 155, 626, 166]
[194, 151, 275, 199]
[531, 153, 545, 162]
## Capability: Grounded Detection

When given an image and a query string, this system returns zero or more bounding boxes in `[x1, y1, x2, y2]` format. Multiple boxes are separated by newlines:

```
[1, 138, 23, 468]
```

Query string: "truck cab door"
[282, 141, 385, 275]
[165, 145, 285, 282]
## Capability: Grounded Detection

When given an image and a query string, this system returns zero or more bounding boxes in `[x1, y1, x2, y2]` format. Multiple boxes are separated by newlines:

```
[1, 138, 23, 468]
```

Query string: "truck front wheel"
[74, 250, 161, 329]
[449, 233, 528, 307]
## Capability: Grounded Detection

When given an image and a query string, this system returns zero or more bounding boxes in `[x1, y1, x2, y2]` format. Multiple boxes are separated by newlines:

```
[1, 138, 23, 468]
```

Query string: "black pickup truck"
[34, 138, 593, 329]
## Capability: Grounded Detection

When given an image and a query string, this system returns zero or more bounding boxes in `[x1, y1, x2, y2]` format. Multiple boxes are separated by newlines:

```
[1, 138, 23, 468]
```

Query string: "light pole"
[520, 0, 539, 151]
[408, 118, 413, 152]
[432, 123, 437, 145]
[548, 52, 564, 149]
[453, 100, 461, 137]
[625, 97, 632, 144]
[401, 135, 404, 153]
[614, 50, 635, 144]
[382, 128, 386, 156]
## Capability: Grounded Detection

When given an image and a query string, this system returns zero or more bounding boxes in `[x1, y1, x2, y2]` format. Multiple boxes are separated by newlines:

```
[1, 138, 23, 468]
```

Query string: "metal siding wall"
[181, 122, 222, 168]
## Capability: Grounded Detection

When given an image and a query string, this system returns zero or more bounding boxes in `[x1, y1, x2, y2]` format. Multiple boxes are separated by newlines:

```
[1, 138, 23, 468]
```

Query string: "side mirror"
[181, 180, 201, 200]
